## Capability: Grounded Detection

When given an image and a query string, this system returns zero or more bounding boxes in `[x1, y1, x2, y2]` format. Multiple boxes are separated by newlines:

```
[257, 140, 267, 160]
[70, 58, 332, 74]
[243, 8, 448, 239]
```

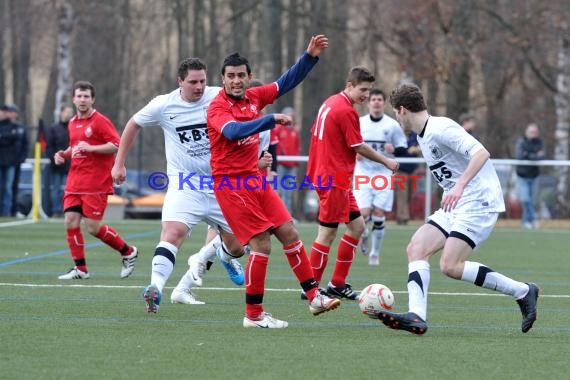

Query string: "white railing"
[277, 156, 570, 220]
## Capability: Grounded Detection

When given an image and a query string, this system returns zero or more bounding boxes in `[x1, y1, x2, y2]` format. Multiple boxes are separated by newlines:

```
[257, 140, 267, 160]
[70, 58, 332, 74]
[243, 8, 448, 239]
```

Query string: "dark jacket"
[515, 136, 544, 178]
[46, 120, 70, 172]
[0, 118, 27, 166]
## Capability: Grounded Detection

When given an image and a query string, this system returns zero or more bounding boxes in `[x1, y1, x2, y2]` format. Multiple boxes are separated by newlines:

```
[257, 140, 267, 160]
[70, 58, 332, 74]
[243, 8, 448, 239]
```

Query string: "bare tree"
[173, 0, 190, 61]
[554, 25, 569, 197]
[193, 0, 206, 55]
[53, 2, 74, 123]
[261, 0, 282, 111]
[0, 0, 6, 104]
[438, 0, 474, 119]
[9, 0, 32, 123]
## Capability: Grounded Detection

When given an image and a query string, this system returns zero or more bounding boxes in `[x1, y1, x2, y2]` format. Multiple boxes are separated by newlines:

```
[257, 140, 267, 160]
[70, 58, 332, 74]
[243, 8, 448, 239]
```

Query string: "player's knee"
[406, 240, 428, 261]
[85, 223, 100, 236]
[439, 258, 461, 279]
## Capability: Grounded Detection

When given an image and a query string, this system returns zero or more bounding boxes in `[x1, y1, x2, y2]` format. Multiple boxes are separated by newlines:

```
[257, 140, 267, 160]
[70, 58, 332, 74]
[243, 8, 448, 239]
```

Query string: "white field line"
[0, 219, 36, 228]
[0, 282, 567, 298]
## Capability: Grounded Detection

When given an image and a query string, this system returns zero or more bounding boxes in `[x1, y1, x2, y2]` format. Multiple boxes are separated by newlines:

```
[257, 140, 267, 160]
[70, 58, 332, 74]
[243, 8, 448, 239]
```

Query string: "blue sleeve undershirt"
[275, 52, 319, 97]
[222, 52, 319, 140]
[222, 114, 275, 140]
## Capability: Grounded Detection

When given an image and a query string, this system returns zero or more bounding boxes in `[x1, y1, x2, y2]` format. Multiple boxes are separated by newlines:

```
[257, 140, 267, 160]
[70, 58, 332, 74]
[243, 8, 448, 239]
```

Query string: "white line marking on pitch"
[0, 283, 567, 298]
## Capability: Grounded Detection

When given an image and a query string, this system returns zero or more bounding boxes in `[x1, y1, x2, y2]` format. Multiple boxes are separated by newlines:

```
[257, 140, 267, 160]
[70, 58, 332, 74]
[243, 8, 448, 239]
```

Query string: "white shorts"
[354, 186, 394, 212]
[162, 188, 232, 234]
[427, 209, 498, 249]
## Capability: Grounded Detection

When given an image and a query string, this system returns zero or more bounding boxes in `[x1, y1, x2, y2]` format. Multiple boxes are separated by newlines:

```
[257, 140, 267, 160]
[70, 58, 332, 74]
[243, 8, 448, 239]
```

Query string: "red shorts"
[214, 177, 291, 245]
[63, 193, 109, 221]
[316, 187, 359, 224]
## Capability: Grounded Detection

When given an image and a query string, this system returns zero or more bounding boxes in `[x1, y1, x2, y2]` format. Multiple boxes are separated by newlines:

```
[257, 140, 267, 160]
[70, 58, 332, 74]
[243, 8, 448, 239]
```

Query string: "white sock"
[407, 260, 430, 321]
[174, 269, 196, 292]
[461, 261, 528, 299]
[370, 215, 385, 258]
[151, 241, 178, 293]
[196, 234, 222, 263]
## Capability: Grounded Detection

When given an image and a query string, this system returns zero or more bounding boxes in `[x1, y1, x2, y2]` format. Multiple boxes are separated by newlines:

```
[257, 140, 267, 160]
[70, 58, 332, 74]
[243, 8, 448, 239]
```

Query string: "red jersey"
[306, 92, 363, 188]
[65, 110, 120, 194]
[275, 123, 301, 167]
[208, 83, 278, 178]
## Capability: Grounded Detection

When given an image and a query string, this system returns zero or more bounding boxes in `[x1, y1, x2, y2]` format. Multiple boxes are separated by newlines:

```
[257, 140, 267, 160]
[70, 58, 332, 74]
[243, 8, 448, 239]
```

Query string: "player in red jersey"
[306, 67, 399, 300]
[54, 81, 137, 280]
[208, 35, 341, 328]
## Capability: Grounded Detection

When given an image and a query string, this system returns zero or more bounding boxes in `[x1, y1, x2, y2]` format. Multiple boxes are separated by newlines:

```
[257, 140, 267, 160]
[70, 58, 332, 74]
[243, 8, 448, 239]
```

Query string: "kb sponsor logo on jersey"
[176, 123, 208, 144]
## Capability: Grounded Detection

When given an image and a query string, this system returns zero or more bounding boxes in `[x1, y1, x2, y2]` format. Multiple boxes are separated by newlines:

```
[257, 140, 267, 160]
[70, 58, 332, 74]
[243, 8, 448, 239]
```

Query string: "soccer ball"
[358, 283, 395, 314]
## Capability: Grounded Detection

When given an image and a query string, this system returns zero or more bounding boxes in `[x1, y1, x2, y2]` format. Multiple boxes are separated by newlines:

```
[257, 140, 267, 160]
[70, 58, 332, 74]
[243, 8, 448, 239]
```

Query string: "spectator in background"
[459, 113, 479, 141]
[515, 123, 545, 229]
[0, 105, 18, 216]
[395, 122, 421, 225]
[0, 104, 27, 217]
[275, 106, 301, 218]
[46, 105, 73, 217]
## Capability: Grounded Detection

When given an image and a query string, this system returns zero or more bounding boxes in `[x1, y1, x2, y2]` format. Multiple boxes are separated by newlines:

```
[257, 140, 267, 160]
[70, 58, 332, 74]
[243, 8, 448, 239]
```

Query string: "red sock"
[96, 225, 131, 255]
[245, 251, 269, 319]
[310, 241, 330, 285]
[66, 227, 87, 272]
[331, 234, 359, 286]
[284, 241, 318, 301]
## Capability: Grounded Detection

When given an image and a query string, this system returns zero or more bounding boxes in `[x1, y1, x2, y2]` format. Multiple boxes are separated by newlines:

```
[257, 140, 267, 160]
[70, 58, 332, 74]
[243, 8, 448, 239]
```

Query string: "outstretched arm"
[222, 113, 292, 140]
[275, 35, 328, 97]
[111, 117, 142, 184]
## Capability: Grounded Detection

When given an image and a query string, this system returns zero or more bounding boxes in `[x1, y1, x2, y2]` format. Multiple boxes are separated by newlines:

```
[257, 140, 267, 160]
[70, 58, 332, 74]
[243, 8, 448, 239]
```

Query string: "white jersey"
[418, 116, 505, 213]
[133, 87, 221, 191]
[354, 114, 407, 177]
[259, 130, 270, 154]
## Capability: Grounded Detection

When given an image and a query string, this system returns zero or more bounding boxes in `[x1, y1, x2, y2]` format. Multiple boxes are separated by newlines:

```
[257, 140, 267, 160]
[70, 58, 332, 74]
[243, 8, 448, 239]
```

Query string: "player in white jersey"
[364, 83, 539, 335]
[111, 58, 246, 313]
[354, 89, 408, 265]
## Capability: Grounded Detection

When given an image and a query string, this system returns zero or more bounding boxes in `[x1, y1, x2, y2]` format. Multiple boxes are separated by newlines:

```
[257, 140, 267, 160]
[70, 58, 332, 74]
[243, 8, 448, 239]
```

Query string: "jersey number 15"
[430, 161, 452, 183]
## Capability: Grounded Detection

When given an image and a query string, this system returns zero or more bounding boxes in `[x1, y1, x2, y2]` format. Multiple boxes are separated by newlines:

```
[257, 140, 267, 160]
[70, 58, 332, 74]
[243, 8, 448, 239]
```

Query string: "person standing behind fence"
[395, 122, 421, 225]
[459, 113, 480, 141]
[0, 105, 20, 216]
[275, 106, 301, 218]
[3, 104, 28, 217]
[46, 105, 73, 218]
[515, 123, 545, 229]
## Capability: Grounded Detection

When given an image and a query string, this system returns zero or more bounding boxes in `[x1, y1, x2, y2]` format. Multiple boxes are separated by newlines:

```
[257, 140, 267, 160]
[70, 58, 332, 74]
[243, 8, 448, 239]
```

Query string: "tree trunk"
[443, 1, 473, 120]
[206, 0, 220, 84]
[9, 0, 31, 123]
[193, 0, 205, 56]
[262, 0, 282, 112]
[0, 0, 6, 104]
[282, 0, 299, 110]
[554, 34, 570, 200]
[174, 0, 190, 62]
[53, 2, 74, 123]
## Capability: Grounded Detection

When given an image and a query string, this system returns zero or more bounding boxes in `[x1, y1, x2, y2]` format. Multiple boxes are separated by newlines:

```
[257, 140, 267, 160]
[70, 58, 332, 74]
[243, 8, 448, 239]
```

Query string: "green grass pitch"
[1, 219, 568, 379]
